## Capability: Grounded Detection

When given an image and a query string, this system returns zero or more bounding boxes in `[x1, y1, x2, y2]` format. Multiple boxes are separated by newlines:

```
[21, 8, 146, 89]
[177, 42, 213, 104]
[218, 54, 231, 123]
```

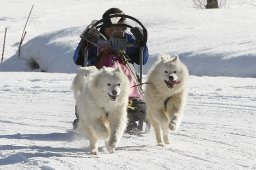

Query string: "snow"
[0, 0, 256, 169]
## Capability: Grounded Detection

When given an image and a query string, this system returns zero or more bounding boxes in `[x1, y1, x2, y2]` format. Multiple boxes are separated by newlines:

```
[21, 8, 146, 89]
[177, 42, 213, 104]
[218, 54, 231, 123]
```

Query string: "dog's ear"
[161, 54, 176, 64]
[102, 66, 107, 71]
[170, 55, 180, 64]
[171, 55, 179, 63]
[90, 66, 97, 69]
[88, 66, 98, 72]
[115, 67, 122, 73]
[79, 67, 89, 73]
[160, 54, 169, 62]
[103, 66, 112, 75]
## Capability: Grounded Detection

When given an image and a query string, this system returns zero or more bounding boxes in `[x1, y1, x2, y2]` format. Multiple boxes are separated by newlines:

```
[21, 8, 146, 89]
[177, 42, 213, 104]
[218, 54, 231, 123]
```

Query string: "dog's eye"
[164, 71, 168, 73]
[173, 71, 177, 73]
[117, 83, 121, 86]
[107, 83, 111, 86]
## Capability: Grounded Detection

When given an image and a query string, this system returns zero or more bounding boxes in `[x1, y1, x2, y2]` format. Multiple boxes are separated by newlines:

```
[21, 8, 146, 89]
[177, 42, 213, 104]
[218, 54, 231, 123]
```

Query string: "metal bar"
[139, 47, 143, 84]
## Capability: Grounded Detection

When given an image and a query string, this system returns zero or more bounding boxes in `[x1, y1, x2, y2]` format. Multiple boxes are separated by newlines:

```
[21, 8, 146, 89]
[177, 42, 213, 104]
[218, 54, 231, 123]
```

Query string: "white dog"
[144, 55, 189, 146]
[71, 66, 98, 99]
[76, 67, 130, 155]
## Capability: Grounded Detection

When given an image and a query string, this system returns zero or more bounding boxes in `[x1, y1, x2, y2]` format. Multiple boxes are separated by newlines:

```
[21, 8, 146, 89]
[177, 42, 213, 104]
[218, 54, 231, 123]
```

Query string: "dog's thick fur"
[72, 66, 98, 100]
[76, 67, 130, 154]
[144, 55, 189, 146]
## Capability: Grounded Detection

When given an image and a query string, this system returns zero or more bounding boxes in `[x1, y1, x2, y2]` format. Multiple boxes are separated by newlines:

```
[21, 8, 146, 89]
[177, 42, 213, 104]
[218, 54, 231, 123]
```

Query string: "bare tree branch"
[1, 27, 7, 62]
[18, 4, 34, 58]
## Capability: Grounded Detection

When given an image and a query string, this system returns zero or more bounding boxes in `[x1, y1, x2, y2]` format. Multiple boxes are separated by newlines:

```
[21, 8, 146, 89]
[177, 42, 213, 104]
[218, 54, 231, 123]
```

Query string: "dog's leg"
[152, 121, 164, 146]
[161, 124, 170, 145]
[84, 127, 98, 155]
[148, 111, 164, 146]
[94, 118, 109, 140]
[155, 112, 169, 145]
[89, 135, 98, 155]
[169, 92, 187, 131]
[79, 123, 99, 155]
[158, 114, 170, 145]
[169, 112, 183, 131]
[169, 105, 184, 131]
[106, 111, 127, 153]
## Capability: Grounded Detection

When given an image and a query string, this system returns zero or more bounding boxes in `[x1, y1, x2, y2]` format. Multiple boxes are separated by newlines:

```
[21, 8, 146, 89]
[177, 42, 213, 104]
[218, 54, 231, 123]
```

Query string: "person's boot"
[73, 106, 79, 129]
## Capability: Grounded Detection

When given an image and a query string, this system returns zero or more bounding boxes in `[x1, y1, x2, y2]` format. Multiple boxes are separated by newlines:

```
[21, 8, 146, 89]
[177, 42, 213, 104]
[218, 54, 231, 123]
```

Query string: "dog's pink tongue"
[173, 80, 181, 84]
[175, 80, 181, 84]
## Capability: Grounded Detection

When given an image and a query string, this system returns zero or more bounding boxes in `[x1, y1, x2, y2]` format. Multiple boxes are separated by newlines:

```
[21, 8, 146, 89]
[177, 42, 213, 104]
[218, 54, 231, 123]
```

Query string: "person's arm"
[126, 34, 149, 65]
[73, 38, 98, 66]
[73, 39, 88, 66]
[73, 21, 100, 66]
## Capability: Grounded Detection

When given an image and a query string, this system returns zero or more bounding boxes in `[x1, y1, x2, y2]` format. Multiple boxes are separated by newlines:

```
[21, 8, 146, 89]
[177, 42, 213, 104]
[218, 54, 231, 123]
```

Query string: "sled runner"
[74, 14, 150, 134]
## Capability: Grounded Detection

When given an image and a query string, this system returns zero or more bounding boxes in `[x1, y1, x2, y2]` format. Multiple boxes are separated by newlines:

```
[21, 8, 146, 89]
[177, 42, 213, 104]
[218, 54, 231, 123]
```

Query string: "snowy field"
[1, 0, 256, 169]
[1, 73, 255, 169]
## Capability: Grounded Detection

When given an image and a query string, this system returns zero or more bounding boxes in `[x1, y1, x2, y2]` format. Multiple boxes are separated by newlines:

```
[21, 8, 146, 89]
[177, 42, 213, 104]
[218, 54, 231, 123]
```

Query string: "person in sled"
[72, 8, 149, 133]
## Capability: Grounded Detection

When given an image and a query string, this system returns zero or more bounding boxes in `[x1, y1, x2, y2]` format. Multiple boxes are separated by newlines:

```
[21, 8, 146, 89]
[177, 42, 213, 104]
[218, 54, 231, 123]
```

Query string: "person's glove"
[80, 20, 99, 43]
[131, 27, 144, 46]
[80, 27, 99, 44]
[79, 38, 88, 50]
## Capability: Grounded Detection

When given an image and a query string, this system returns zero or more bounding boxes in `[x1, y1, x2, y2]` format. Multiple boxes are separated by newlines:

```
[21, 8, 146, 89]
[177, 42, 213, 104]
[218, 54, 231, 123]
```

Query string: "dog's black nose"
[112, 90, 117, 95]
[169, 75, 174, 81]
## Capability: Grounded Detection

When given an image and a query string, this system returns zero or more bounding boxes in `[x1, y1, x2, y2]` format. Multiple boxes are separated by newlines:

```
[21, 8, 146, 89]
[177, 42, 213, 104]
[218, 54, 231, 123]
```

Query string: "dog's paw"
[157, 142, 165, 147]
[169, 122, 177, 131]
[163, 138, 170, 145]
[90, 149, 98, 155]
[108, 148, 116, 154]
[105, 142, 116, 154]
[106, 145, 116, 153]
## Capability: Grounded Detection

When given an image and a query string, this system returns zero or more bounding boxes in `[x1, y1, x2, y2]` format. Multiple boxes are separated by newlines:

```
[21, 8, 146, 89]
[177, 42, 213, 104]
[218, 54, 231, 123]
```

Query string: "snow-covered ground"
[1, 0, 256, 169]
[1, 73, 255, 169]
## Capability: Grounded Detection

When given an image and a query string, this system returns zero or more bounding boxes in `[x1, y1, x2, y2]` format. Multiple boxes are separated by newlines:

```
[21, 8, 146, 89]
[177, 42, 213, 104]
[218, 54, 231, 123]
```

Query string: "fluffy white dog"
[145, 55, 189, 146]
[71, 66, 98, 100]
[76, 67, 130, 155]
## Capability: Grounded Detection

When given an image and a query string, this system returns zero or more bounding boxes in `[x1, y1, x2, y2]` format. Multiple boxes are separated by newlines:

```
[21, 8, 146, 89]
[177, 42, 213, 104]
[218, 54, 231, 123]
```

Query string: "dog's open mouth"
[165, 80, 181, 89]
[108, 93, 118, 101]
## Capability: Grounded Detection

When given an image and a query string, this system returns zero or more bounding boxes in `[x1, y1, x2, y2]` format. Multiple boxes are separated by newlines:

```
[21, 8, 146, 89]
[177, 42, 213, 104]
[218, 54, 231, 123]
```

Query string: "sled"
[79, 14, 150, 134]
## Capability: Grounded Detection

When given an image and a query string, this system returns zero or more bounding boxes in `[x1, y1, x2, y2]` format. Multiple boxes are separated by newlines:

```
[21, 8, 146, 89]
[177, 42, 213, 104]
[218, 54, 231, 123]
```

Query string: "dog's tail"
[71, 66, 98, 99]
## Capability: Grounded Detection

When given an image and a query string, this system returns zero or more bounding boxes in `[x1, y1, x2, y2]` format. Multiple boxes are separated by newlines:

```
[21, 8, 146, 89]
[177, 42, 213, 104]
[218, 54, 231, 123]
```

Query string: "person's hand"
[80, 20, 99, 43]
[131, 27, 144, 46]
[81, 28, 99, 43]
[79, 38, 89, 53]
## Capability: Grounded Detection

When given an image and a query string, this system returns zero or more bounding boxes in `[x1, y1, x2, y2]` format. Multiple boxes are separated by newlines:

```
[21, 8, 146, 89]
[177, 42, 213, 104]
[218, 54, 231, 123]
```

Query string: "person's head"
[101, 8, 126, 38]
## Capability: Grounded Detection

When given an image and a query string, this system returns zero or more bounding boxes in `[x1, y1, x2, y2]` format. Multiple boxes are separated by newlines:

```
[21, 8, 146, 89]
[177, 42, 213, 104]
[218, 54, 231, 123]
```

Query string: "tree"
[206, 0, 219, 8]
[193, 0, 225, 9]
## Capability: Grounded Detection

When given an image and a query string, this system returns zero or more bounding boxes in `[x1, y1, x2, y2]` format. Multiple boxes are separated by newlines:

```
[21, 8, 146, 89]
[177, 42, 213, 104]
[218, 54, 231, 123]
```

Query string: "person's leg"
[72, 105, 79, 129]
[126, 98, 149, 133]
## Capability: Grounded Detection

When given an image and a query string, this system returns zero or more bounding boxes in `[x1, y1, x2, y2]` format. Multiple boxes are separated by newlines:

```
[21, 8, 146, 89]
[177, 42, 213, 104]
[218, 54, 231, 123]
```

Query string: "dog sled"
[77, 14, 150, 134]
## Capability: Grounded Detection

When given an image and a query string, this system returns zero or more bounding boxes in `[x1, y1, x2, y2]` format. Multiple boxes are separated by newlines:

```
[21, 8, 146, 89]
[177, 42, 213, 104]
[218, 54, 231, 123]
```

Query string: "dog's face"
[95, 67, 129, 102]
[158, 56, 184, 89]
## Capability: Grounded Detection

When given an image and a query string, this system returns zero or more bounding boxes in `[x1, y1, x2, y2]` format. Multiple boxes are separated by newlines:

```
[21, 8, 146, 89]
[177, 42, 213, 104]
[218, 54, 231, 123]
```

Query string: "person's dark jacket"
[73, 33, 149, 66]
